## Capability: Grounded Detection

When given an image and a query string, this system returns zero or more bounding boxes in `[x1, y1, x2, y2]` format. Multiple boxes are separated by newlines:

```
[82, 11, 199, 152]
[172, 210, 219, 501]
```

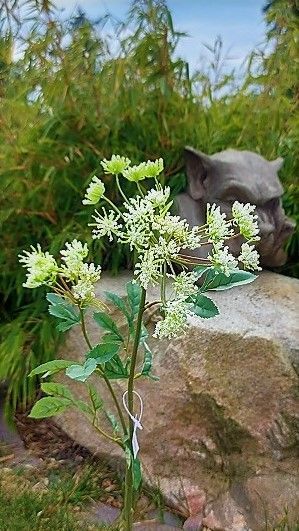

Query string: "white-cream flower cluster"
[154, 299, 192, 339]
[82, 176, 105, 205]
[19, 239, 101, 306]
[205, 201, 261, 275]
[19, 244, 59, 289]
[153, 271, 199, 339]
[239, 243, 262, 271]
[90, 208, 122, 242]
[90, 185, 204, 289]
[232, 201, 260, 241]
[206, 204, 233, 243]
[21, 154, 262, 341]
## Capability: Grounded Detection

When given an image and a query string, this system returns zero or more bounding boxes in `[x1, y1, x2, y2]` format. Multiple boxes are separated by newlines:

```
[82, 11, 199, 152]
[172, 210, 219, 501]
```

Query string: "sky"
[53, 0, 268, 72]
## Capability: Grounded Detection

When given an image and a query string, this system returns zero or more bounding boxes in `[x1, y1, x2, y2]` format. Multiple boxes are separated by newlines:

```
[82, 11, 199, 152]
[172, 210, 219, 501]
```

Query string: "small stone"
[184, 487, 206, 516]
[183, 514, 203, 530]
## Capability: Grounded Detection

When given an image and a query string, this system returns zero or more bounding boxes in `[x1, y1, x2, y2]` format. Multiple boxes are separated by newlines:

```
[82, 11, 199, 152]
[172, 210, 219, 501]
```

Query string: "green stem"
[123, 287, 146, 530]
[136, 182, 145, 197]
[161, 263, 167, 306]
[79, 309, 128, 437]
[103, 195, 123, 217]
[116, 175, 128, 203]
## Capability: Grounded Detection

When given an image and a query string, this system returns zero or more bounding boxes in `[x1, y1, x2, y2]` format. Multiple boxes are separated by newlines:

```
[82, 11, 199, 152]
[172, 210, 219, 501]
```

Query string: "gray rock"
[56, 271, 299, 530]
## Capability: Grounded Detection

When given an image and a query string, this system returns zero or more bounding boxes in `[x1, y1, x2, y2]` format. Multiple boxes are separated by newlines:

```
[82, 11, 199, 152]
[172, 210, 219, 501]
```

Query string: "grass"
[0, 462, 118, 531]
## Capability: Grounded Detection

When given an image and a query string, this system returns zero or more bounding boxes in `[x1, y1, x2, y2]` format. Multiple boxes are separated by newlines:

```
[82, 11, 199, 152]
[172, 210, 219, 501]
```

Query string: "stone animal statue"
[175, 147, 295, 267]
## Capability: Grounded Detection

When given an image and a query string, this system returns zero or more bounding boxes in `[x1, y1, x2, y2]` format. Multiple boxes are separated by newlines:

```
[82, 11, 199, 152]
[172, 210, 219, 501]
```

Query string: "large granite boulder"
[56, 271, 299, 530]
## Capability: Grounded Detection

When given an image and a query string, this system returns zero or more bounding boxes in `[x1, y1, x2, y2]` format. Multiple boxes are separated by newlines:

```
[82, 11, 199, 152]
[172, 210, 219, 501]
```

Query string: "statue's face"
[177, 147, 295, 267]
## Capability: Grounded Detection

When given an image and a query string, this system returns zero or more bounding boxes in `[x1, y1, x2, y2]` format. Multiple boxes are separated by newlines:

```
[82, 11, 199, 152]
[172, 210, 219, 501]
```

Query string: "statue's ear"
[270, 157, 284, 172]
[184, 146, 212, 200]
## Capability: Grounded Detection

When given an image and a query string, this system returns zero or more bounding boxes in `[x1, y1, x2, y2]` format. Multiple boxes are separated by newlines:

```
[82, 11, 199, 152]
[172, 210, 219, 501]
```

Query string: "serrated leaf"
[105, 291, 131, 323]
[140, 343, 158, 380]
[47, 293, 79, 321]
[191, 294, 219, 318]
[56, 320, 79, 332]
[93, 312, 124, 342]
[102, 332, 123, 344]
[139, 324, 148, 345]
[29, 397, 71, 418]
[104, 354, 128, 379]
[41, 382, 74, 400]
[88, 385, 103, 411]
[202, 269, 257, 291]
[125, 446, 132, 467]
[29, 360, 75, 378]
[86, 342, 120, 364]
[65, 358, 97, 382]
[133, 458, 142, 490]
[106, 411, 120, 433]
[46, 292, 80, 332]
[75, 400, 93, 416]
[46, 293, 65, 305]
[126, 281, 141, 318]
[193, 265, 211, 278]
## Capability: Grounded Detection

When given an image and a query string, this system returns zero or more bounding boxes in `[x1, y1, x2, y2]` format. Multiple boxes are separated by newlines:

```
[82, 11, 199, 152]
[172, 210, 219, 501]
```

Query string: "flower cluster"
[19, 240, 101, 306]
[239, 243, 261, 271]
[82, 176, 105, 205]
[153, 271, 199, 339]
[208, 243, 238, 276]
[19, 245, 59, 289]
[21, 154, 262, 341]
[205, 201, 261, 275]
[90, 208, 122, 242]
[154, 299, 192, 339]
[206, 204, 233, 243]
[232, 201, 260, 241]
[99, 155, 163, 182]
[101, 155, 131, 175]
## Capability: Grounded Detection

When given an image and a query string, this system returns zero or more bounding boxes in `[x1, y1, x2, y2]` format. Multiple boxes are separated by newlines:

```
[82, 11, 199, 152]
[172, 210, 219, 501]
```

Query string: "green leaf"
[29, 396, 71, 418]
[133, 458, 142, 490]
[75, 400, 93, 416]
[105, 291, 131, 323]
[102, 332, 123, 344]
[41, 382, 74, 400]
[126, 281, 141, 318]
[65, 358, 97, 382]
[56, 320, 79, 332]
[86, 342, 120, 364]
[105, 411, 120, 433]
[191, 294, 219, 318]
[141, 344, 159, 380]
[29, 360, 75, 378]
[202, 269, 257, 291]
[93, 312, 124, 342]
[104, 354, 128, 379]
[46, 292, 80, 332]
[139, 324, 148, 345]
[88, 385, 103, 411]
[193, 265, 211, 278]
